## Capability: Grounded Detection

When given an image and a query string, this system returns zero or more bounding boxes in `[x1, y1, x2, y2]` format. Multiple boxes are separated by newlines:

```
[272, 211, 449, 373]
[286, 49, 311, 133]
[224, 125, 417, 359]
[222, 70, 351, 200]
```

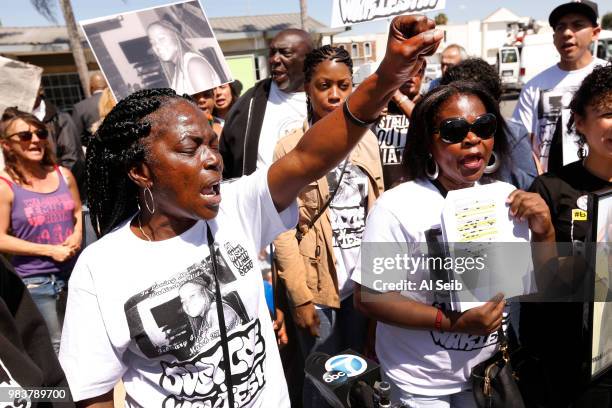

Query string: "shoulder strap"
[0, 176, 13, 190]
[296, 158, 349, 242]
[206, 224, 236, 408]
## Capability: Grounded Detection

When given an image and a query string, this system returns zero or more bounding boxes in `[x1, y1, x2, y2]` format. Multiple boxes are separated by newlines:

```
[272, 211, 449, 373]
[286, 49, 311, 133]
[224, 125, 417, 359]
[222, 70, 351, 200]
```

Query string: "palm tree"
[30, 0, 91, 97]
[434, 13, 448, 26]
[299, 0, 307, 30]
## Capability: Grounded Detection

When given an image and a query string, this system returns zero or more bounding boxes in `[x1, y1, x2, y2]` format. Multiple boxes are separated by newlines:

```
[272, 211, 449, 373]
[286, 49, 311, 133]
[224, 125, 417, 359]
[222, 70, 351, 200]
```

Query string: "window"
[41, 73, 85, 113]
[351, 43, 359, 58]
[364, 42, 372, 57]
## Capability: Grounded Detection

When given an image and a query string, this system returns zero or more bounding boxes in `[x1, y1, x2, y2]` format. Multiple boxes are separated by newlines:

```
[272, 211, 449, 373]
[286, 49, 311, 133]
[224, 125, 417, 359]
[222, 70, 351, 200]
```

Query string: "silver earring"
[425, 154, 439, 180]
[484, 151, 500, 174]
[143, 186, 155, 214]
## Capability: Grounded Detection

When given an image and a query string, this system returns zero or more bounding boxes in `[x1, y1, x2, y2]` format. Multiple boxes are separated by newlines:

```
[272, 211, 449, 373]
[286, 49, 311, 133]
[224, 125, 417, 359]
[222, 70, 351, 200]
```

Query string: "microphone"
[304, 349, 381, 408]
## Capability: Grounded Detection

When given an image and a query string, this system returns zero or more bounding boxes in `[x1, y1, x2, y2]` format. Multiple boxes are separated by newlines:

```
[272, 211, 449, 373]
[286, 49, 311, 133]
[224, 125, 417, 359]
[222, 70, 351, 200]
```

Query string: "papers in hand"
[440, 182, 535, 311]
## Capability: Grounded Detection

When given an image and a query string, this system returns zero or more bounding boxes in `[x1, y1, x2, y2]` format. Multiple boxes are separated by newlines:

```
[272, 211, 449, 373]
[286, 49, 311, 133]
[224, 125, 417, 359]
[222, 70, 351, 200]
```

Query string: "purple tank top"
[2, 167, 76, 277]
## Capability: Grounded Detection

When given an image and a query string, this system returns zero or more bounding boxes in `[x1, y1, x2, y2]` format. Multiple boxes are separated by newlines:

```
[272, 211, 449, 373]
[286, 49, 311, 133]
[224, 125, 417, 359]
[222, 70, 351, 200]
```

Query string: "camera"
[304, 349, 407, 408]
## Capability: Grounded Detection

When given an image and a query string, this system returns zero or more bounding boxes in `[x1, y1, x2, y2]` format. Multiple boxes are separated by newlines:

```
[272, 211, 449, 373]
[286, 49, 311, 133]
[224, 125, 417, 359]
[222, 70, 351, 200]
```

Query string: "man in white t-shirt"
[220, 29, 313, 178]
[512, 0, 605, 174]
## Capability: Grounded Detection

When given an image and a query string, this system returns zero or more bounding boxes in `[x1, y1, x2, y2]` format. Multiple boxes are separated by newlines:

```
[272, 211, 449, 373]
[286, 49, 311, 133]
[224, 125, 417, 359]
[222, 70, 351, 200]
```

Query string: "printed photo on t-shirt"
[124, 247, 250, 361]
[536, 86, 579, 170]
[123, 243, 269, 407]
[327, 162, 368, 250]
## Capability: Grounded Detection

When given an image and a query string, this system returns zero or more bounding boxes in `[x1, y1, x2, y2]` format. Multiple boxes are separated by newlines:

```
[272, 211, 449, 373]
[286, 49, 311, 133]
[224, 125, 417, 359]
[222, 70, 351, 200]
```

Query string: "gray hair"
[443, 44, 468, 60]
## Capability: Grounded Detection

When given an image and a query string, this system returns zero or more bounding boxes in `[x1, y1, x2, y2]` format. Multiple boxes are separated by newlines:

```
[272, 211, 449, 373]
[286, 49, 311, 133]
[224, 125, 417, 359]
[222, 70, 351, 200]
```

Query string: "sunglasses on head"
[434, 113, 497, 144]
[6, 129, 49, 142]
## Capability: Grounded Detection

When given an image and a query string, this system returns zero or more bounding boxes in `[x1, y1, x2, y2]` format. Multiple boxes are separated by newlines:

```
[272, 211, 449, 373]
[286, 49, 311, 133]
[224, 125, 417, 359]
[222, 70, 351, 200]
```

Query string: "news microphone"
[304, 349, 381, 408]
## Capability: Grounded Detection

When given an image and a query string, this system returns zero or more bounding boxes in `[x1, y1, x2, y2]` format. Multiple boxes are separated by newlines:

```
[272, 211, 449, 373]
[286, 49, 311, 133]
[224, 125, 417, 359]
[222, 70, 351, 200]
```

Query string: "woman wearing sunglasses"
[0, 107, 82, 354]
[352, 81, 555, 406]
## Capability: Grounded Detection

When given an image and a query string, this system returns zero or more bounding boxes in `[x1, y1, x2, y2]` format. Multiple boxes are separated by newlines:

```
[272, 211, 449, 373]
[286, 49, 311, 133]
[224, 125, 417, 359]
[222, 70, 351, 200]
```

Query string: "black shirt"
[372, 101, 410, 189]
[520, 161, 611, 405]
[0, 256, 73, 407]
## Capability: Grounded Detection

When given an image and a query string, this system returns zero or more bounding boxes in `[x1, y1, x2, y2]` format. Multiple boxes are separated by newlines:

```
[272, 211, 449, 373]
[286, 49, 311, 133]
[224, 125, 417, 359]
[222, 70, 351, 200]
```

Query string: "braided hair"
[303, 45, 353, 123]
[86, 88, 192, 238]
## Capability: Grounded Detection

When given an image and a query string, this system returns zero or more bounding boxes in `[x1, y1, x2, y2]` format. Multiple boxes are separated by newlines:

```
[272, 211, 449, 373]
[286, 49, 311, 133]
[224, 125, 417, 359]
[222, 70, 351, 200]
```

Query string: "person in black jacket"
[0, 255, 74, 407]
[71, 73, 107, 148]
[220, 29, 313, 178]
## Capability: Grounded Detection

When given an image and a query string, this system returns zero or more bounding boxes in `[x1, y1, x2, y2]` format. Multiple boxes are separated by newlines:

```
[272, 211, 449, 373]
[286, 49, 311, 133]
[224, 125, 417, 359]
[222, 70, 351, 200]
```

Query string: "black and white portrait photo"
[81, 0, 232, 100]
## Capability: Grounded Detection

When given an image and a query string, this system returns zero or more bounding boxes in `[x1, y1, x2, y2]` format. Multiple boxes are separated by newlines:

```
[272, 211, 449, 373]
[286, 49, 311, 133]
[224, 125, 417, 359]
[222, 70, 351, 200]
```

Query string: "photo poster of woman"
[123, 246, 250, 362]
[80, 0, 232, 101]
[591, 189, 612, 379]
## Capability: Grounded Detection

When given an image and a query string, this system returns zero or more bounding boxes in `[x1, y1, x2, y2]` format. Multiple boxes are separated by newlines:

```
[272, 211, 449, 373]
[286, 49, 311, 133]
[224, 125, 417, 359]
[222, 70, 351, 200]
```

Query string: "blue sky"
[1, 0, 609, 33]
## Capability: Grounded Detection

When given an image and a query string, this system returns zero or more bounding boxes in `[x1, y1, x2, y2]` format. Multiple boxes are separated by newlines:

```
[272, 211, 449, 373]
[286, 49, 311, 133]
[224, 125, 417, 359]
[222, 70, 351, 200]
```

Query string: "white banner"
[0, 56, 43, 114]
[331, 0, 446, 27]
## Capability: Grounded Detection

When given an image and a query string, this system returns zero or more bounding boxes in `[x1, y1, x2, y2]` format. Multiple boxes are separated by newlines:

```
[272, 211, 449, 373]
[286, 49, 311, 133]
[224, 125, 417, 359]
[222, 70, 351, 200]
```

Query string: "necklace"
[138, 214, 153, 242]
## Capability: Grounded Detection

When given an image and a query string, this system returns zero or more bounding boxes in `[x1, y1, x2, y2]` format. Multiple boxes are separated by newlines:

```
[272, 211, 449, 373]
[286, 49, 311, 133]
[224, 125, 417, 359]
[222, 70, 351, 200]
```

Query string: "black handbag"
[471, 327, 525, 408]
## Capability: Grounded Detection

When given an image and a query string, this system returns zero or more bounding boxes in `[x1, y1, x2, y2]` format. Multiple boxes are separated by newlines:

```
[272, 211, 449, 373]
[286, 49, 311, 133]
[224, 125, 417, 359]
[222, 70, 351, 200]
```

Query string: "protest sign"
[0, 56, 43, 114]
[331, 0, 446, 27]
[81, 0, 232, 101]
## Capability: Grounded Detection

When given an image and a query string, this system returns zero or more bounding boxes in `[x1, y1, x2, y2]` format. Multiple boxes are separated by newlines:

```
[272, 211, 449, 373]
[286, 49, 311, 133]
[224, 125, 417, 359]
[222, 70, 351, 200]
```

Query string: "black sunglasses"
[6, 128, 49, 142]
[434, 113, 497, 144]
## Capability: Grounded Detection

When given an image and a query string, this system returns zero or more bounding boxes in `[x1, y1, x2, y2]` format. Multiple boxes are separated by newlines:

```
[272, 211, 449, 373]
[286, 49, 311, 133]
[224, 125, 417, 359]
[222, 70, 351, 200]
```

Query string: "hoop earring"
[484, 151, 500, 174]
[577, 141, 587, 159]
[425, 154, 439, 180]
[143, 186, 155, 214]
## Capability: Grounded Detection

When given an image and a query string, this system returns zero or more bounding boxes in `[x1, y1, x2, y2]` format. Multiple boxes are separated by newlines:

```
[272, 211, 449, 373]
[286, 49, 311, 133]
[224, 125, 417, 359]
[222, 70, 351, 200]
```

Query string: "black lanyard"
[430, 178, 448, 198]
[206, 223, 235, 408]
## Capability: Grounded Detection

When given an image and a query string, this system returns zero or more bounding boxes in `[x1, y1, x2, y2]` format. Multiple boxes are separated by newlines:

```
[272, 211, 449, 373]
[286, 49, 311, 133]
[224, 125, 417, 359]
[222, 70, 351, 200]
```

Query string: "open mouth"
[460, 153, 484, 170]
[201, 181, 221, 205]
[271, 71, 287, 81]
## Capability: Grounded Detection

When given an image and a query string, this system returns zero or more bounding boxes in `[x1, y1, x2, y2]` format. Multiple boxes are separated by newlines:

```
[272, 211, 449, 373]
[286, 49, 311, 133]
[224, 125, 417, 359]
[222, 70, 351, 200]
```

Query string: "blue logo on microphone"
[324, 354, 367, 377]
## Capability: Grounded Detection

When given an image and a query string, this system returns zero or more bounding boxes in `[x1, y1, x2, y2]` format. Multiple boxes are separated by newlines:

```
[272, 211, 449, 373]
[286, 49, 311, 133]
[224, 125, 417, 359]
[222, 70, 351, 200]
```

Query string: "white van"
[592, 29, 612, 63]
[518, 33, 560, 85]
[497, 46, 521, 91]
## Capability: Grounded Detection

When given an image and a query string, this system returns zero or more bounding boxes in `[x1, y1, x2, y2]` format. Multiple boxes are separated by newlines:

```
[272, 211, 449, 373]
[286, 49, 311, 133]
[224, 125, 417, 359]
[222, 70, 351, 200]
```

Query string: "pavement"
[500, 92, 519, 120]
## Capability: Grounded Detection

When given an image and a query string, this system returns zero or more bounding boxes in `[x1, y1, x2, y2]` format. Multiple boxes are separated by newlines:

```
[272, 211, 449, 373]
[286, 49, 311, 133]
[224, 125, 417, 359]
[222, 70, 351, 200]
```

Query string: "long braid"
[86, 88, 191, 238]
[303, 45, 353, 123]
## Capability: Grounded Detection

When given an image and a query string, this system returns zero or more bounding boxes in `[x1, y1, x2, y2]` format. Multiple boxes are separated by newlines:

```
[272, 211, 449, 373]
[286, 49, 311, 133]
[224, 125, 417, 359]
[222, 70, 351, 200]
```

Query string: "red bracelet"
[434, 308, 443, 331]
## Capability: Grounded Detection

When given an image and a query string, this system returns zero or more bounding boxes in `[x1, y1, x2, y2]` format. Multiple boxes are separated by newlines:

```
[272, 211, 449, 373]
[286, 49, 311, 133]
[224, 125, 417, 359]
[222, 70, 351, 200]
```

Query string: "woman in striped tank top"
[0, 107, 82, 353]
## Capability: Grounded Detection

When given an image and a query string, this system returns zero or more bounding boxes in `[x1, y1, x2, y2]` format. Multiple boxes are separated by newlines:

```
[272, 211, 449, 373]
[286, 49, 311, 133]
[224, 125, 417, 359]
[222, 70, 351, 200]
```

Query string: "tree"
[30, 0, 91, 98]
[602, 12, 612, 30]
[299, 0, 307, 30]
[434, 13, 448, 26]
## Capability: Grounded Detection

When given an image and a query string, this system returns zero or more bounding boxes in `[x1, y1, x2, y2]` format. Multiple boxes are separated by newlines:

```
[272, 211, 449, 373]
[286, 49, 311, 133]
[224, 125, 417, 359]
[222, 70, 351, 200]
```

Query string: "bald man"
[71, 72, 108, 148]
[220, 29, 314, 178]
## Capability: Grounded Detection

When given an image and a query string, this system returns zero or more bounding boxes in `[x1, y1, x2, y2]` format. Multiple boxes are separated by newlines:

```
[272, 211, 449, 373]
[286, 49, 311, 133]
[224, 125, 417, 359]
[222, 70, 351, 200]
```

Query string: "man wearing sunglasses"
[512, 0, 604, 174]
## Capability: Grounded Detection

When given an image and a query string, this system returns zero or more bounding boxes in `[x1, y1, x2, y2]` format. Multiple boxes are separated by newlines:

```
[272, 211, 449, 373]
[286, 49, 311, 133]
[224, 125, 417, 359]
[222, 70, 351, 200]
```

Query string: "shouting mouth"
[201, 181, 221, 206]
[460, 153, 485, 170]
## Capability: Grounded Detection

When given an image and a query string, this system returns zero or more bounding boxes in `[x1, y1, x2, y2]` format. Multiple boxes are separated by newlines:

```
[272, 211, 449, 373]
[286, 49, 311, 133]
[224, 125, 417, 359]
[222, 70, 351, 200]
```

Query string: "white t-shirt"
[512, 58, 607, 172]
[59, 168, 297, 408]
[256, 83, 307, 169]
[351, 179, 501, 396]
[327, 160, 368, 302]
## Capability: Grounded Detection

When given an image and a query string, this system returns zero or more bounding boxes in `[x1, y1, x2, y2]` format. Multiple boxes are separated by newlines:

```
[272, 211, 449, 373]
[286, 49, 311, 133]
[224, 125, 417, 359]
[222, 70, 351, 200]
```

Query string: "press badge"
[572, 209, 588, 221]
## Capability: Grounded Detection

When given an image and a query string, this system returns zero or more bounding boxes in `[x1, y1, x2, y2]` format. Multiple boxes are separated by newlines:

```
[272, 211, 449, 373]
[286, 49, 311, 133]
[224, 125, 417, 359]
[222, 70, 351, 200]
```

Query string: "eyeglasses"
[6, 129, 49, 142]
[433, 113, 497, 144]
